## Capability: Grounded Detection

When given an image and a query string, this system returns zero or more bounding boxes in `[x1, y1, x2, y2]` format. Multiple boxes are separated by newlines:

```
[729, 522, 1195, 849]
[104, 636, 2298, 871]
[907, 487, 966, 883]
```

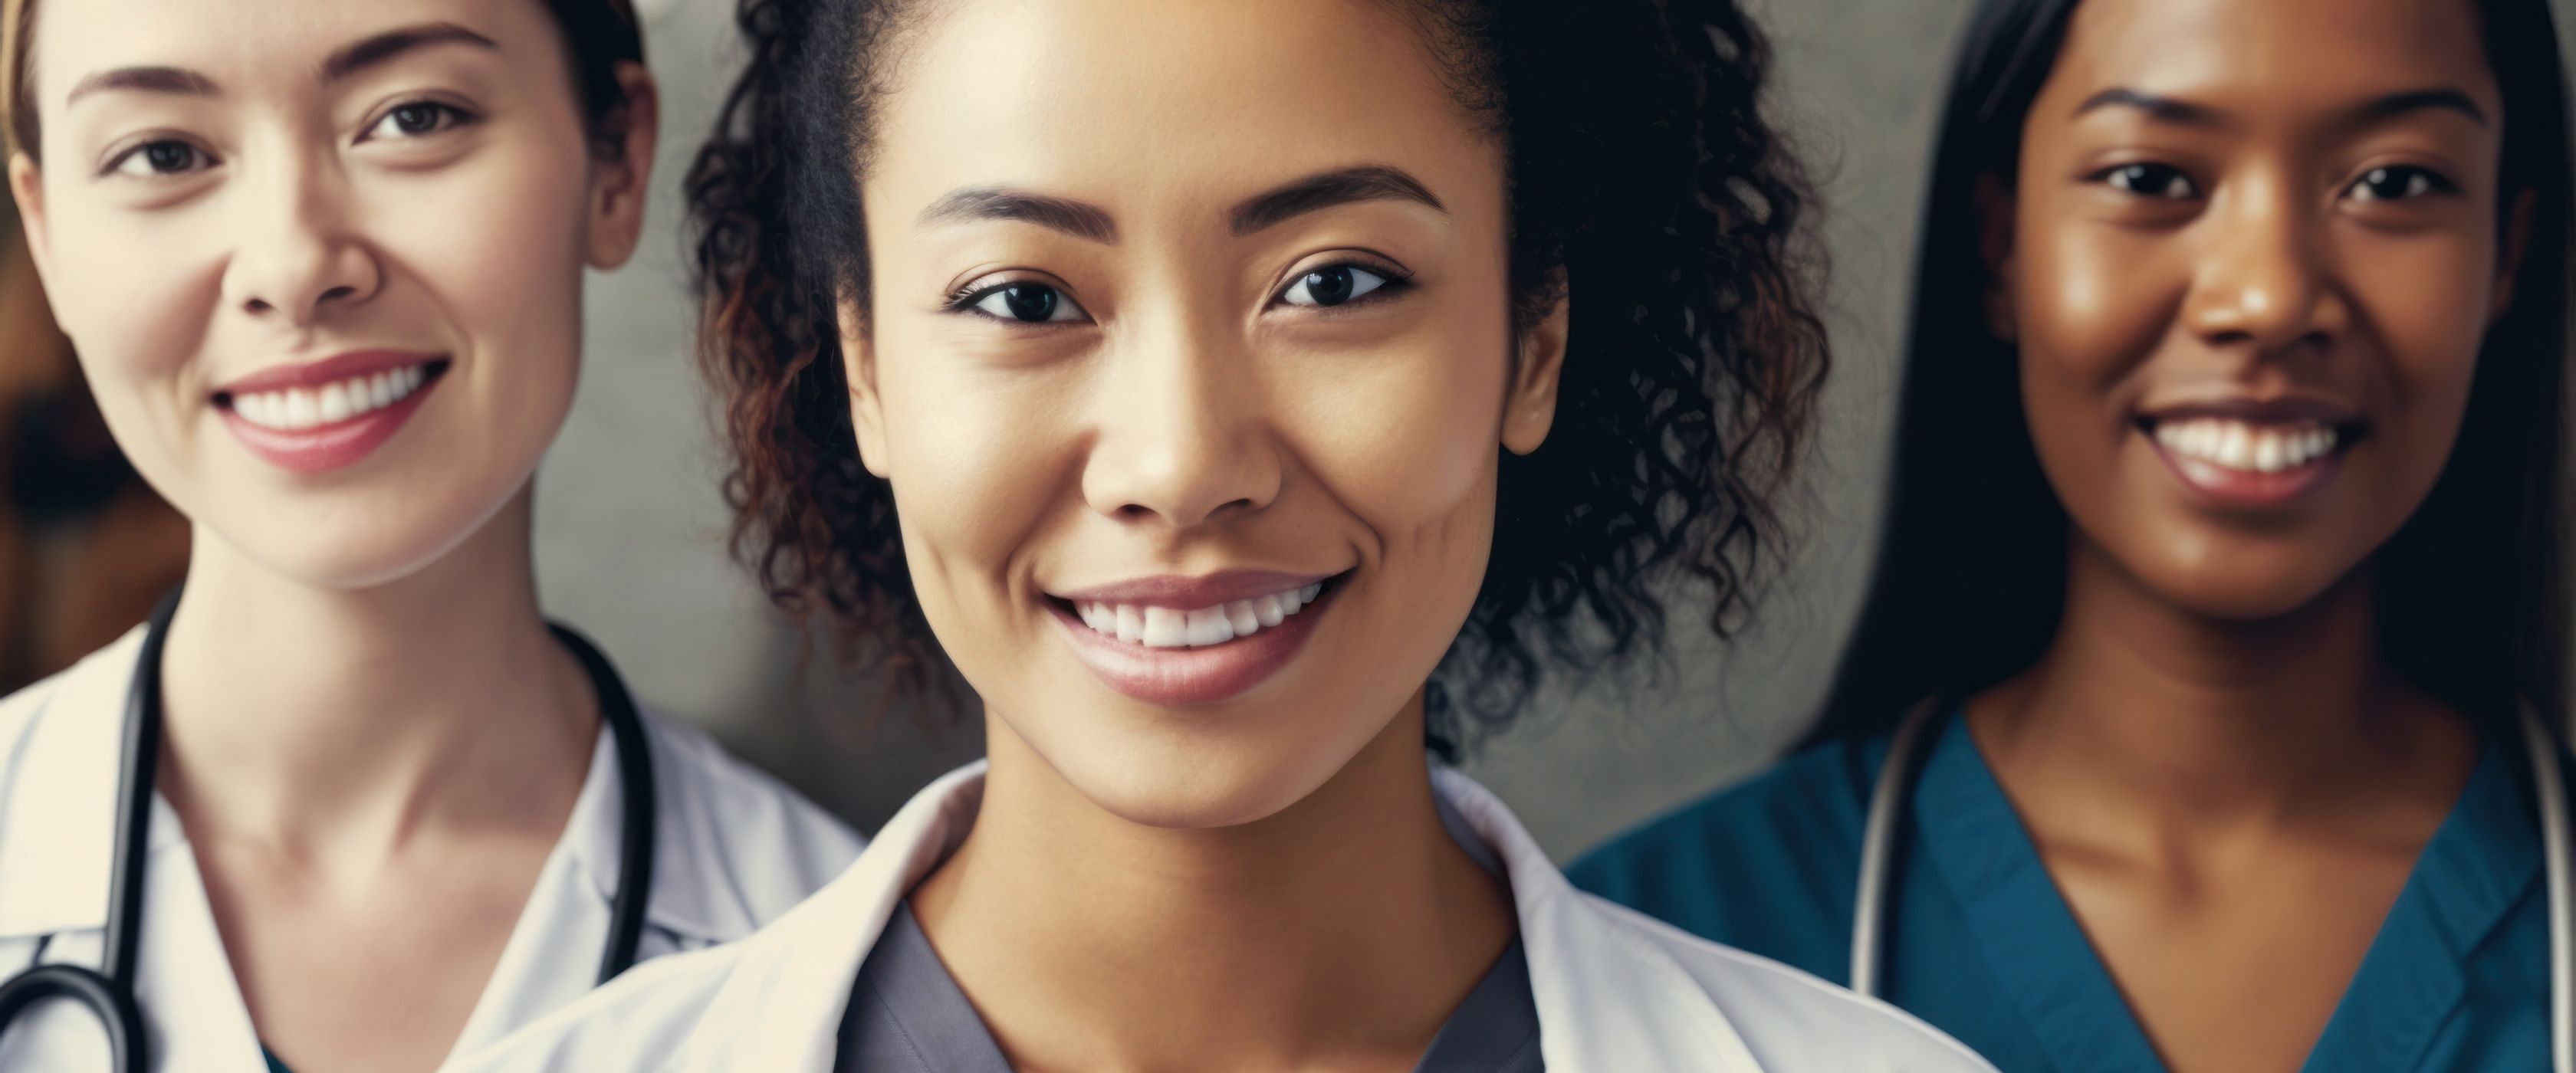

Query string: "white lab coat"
[0, 625, 866, 1071]
[455, 760, 1999, 1072]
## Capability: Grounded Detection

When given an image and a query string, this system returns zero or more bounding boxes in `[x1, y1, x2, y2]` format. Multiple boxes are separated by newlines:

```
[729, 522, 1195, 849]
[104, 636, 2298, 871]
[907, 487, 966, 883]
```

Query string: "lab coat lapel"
[680, 762, 987, 1071]
[1432, 767, 1769, 1072]
[0, 627, 263, 1071]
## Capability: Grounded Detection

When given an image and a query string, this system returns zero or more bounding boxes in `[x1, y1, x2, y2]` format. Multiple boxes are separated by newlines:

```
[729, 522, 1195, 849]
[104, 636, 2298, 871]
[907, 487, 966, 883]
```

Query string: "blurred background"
[17, 0, 2559, 860]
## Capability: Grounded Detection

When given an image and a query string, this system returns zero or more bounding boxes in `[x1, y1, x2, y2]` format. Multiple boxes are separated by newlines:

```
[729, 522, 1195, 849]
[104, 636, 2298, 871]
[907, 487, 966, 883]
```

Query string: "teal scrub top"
[1567, 713, 2551, 1072]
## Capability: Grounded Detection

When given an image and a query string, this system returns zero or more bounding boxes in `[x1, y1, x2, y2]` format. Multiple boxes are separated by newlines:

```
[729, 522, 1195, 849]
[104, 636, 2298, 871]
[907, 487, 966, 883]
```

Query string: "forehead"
[2049, 0, 2496, 116]
[869, 0, 1493, 218]
[25, 0, 550, 105]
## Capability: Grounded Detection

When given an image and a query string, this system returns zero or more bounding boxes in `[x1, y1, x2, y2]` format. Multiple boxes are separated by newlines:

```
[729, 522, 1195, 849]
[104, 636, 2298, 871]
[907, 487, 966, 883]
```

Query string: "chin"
[2134, 550, 2358, 624]
[204, 487, 524, 591]
[1021, 712, 1381, 832]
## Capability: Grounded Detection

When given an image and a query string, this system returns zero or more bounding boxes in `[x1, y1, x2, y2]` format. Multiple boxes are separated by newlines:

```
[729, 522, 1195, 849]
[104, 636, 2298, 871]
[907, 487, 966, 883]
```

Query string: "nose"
[219, 153, 382, 326]
[1079, 322, 1283, 529]
[2182, 175, 2350, 354]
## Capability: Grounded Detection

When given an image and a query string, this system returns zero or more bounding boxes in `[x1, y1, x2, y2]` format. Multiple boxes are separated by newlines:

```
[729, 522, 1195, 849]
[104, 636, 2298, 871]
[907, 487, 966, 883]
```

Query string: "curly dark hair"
[687, 0, 1829, 753]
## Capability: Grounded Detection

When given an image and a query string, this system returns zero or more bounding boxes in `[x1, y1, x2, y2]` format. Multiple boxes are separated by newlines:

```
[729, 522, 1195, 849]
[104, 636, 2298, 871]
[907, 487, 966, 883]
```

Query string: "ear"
[1500, 276, 1569, 456]
[11, 153, 51, 282]
[836, 297, 891, 478]
[582, 62, 660, 271]
[1972, 172, 2019, 343]
[2489, 187, 2538, 325]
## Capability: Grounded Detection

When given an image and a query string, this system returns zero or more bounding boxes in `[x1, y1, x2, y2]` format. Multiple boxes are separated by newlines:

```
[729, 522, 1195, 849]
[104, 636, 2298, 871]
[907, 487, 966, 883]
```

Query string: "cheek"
[2341, 231, 2489, 469]
[2013, 218, 2187, 399]
[1278, 314, 1510, 539]
[873, 353, 1082, 609]
[2011, 221, 2187, 498]
[37, 186, 229, 488]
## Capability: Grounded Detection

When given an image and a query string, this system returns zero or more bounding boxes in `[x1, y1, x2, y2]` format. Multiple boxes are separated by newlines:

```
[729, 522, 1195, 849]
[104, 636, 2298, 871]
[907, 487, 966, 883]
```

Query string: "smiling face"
[9, 0, 651, 587]
[845, 0, 1565, 829]
[1999, 0, 2525, 620]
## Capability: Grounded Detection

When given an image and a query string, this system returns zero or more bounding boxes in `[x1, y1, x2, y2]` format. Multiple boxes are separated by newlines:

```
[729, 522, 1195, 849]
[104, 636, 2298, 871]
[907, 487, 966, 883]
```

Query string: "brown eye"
[2348, 166, 2454, 202]
[364, 100, 473, 142]
[963, 281, 1088, 324]
[1278, 264, 1398, 308]
[2100, 162, 2197, 200]
[107, 139, 213, 179]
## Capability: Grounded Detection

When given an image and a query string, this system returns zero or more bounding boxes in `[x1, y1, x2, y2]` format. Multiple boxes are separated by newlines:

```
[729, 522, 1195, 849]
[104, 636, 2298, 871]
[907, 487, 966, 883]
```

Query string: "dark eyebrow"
[1230, 166, 1447, 235]
[321, 22, 500, 84]
[2358, 87, 2489, 127]
[917, 188, 1119, 243]
[65, 67, 220, 108]
[2073, 85, 2490, 131]
[2072, 87, 2226, 127]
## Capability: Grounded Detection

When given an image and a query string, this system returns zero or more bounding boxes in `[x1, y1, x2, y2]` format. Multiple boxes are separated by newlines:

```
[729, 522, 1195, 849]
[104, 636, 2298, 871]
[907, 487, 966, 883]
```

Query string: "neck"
[1973, 533, 2475, 835]
[913, 691, 1516, 1072]
[154, 487, 597, 862]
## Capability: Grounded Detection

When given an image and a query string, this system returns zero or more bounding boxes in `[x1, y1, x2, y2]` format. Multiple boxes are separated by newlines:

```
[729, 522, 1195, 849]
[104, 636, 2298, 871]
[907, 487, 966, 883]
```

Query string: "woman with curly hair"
[1574, 0, 2575, 1069]
[461, 0, 1996, 1069]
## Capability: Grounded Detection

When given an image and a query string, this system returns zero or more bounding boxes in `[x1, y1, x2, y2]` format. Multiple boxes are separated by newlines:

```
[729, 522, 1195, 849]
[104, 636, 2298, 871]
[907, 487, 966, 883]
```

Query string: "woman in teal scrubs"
[1572, 0, 2573, 1069]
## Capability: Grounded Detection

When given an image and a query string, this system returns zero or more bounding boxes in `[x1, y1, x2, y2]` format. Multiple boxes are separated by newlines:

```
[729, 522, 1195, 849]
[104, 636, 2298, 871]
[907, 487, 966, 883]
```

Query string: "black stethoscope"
[0, 589, 659, 1073]
[1852, 698, 2576, 1073]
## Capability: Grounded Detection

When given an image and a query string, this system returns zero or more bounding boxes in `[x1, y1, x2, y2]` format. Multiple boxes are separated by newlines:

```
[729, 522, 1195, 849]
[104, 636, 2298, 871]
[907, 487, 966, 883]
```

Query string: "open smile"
[2138, 409, 2366, 510]
[213, 351, 452, 474]
[1043, 569, 1352, 706]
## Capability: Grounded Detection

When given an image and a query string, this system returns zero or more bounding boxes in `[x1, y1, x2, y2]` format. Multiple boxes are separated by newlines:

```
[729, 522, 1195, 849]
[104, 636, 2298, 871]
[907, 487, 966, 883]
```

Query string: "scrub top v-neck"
[833, 903, 1543, 1073]
[1569, 712, 2551, 1072]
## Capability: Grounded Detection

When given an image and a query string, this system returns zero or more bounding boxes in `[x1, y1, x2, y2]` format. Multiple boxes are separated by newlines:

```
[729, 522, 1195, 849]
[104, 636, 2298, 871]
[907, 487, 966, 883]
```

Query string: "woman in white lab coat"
[462, 0, 1999, 1069]
[0, 1, 861, 1070]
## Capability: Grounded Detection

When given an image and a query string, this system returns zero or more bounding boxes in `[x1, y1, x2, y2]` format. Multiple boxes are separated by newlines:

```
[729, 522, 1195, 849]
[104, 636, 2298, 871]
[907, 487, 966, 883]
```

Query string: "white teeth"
[2152, 416, 2341, 474]
[1071, 580, 1332, 648]
[225, 362, 436, 432]
[1184, 607, 1234, 646]
[1141, 606, 1187, 647]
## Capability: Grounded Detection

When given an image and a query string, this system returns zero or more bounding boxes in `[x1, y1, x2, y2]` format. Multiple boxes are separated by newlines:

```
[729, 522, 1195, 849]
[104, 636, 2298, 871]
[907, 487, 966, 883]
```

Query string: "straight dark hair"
[1807, 0, 2574, 744]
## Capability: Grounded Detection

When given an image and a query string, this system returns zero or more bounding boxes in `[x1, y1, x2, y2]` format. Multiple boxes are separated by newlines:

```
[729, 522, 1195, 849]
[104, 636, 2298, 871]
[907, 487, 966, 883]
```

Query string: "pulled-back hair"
[689, 0, 1830, 753]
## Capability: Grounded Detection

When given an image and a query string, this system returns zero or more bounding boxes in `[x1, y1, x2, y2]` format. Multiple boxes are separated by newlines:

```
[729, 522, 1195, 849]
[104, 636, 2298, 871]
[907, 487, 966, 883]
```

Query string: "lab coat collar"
[0, 627, 743, 947]
[675, 760, 1770, 1071]
[0, 625, 189, 940]
[560, 714, 749, 946]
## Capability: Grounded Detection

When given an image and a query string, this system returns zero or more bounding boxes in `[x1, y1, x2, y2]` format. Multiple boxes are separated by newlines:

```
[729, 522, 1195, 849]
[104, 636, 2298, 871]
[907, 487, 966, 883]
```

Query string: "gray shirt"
[832, 903, 1543, 1072]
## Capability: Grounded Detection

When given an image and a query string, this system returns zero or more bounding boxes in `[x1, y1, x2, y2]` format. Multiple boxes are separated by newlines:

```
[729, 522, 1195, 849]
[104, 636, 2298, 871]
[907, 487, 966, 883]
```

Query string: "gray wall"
[532, 0, 2038, 858]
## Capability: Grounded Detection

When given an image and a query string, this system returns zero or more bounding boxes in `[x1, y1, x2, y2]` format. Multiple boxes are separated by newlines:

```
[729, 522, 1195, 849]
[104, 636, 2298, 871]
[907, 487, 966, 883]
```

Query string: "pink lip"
[214, 350, 442, 395]
[2146, 432, 2344, 510]
[214, 352, 448, 475]
[1046, 573, 1343, 706]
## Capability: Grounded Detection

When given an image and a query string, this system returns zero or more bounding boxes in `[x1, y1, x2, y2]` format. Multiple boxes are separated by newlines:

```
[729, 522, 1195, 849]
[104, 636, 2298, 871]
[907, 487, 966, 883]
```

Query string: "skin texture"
[8, 1, 656, 1069]
[1966, 0, 2527, 1070]
[844, 0, 1563, 1068]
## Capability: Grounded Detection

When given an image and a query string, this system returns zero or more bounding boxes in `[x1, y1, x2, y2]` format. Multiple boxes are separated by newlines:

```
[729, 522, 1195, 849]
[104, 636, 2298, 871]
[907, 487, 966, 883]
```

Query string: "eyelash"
[359, 99, 480, 143]
[2085, 161, 2463, 205]
[93, 98, 480, 181]
[100, 136, 217, 179]
[942, 258, 1418, 326]
[1272, 259, 1414, 310]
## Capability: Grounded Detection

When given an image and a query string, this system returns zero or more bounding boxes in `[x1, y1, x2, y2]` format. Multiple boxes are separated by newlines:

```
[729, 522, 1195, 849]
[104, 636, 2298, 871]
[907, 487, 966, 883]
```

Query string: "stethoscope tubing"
[0, 589, 655, 1073]
[1852, 698, 2574, 1073]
